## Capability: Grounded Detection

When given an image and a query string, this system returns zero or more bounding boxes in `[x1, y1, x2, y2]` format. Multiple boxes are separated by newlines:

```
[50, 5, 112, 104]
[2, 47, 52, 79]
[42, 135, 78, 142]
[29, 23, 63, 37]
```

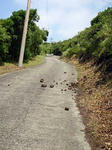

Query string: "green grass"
[0, 55, 44, 75]
[23, 55, 44, 68]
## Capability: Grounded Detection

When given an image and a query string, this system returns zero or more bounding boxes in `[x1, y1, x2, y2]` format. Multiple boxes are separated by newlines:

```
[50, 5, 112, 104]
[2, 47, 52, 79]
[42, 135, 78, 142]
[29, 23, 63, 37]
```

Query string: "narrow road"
[0, 56, 90, 150]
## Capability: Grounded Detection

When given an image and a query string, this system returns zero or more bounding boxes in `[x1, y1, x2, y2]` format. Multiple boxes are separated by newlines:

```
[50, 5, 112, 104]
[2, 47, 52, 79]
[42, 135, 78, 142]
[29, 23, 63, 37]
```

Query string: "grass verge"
[0, 55, 44, 75]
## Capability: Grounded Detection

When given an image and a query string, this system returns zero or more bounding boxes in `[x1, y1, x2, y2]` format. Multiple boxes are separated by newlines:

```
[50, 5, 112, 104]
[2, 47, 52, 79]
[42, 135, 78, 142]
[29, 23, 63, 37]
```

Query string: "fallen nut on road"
[50, 85, 54, 88]
[65, 107, 69, 111]
[41, 84, 47, 87]
[40, 79, 44, 83]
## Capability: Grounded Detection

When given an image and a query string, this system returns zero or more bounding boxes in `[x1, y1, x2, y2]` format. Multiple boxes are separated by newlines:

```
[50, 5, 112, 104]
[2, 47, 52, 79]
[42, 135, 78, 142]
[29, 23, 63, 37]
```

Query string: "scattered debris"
[70, 82, 78, 87]
[50, 85, 54, 88]
[106, 107, 112, 111]
[41, 84, 47, 88]
[40, 79, 44, 83]
[83, 75, 87, 79]
[68, 87, 72, 90]
[88, 89, 92, 94]
[65, 107, 69, 111]
[63, 80, 66, 82]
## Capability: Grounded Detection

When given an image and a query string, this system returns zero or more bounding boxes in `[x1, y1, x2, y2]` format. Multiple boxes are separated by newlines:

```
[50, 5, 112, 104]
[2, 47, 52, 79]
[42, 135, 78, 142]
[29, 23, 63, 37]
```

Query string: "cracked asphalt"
[0, 56, 91, 150]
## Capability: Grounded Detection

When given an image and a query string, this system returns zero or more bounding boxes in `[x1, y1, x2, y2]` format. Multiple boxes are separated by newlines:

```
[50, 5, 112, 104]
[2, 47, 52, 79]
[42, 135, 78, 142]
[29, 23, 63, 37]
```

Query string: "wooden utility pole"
[18, 0, 31, 67]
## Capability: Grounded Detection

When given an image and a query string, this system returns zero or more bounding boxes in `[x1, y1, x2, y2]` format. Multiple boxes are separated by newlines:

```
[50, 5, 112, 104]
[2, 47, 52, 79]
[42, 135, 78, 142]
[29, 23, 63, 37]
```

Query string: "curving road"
[0, 56, 91, 150]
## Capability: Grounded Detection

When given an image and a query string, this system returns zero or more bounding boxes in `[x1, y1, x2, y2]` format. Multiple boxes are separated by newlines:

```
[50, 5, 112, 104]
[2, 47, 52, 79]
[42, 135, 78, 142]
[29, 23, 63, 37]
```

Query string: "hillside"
[46, 8, 112, 150]
[49, 7, 112, 76]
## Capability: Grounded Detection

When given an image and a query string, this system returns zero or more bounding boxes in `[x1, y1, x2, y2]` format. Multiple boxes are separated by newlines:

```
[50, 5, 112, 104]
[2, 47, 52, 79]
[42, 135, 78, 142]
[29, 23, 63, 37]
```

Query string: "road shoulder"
[61, 57, 112, 150]
[0, 55, 44, 76]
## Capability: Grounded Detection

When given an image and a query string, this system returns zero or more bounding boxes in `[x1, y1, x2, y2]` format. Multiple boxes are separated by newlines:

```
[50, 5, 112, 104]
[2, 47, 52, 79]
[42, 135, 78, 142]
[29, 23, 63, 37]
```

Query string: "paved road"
[0, 56, 90, 150]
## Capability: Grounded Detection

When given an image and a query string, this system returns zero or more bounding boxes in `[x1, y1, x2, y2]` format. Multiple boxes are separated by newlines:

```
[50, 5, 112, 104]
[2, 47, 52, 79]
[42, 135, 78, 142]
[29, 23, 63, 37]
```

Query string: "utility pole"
[18, 0, 31, 67]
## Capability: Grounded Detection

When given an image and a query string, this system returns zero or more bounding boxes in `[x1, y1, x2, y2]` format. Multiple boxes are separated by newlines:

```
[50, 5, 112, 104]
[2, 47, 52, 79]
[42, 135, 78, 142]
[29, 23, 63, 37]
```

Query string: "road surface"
[0, 56, 91, 150]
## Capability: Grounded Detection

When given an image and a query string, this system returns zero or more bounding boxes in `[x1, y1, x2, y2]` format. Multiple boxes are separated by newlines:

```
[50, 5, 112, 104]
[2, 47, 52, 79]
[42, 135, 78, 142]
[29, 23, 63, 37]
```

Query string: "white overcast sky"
[11, 0, 112, 41]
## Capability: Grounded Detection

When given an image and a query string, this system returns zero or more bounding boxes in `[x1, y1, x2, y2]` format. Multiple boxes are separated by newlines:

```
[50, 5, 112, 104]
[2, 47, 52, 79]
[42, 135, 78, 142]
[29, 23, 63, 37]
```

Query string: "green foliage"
[0, 24, 11, 64]
[44, 39, 72, 56]
[51, 43, 62, 55]
[39, 43, 51, 55]
[0, 9, 48, 64]
[63, 45, 80, 58]
[49, 7, 112, 72]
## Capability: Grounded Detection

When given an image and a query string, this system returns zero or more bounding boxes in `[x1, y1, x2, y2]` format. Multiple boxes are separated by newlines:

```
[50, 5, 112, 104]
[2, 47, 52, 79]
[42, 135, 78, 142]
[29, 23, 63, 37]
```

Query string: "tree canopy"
[0, 9, 48, 64]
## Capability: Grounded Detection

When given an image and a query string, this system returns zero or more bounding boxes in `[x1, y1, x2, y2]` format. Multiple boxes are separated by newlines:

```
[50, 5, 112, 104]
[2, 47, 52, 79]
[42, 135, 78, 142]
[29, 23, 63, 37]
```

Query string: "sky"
[0, 0, 112, 42]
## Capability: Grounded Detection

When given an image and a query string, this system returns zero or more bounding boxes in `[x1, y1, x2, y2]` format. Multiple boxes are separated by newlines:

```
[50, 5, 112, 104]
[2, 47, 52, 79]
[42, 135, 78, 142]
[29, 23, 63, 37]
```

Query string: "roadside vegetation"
[45, 8, 112, 150]
[0, 9, 48, 65]
[64, 57, 112, 150]
[0, 55, 44, 75]
[48, 8, 112, 76]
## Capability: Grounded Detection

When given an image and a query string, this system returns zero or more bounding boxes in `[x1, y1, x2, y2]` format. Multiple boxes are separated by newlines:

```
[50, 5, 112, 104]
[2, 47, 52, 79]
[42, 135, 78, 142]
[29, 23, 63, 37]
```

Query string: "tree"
[0, 24, 11, 64]
[0, 9, 48, 63]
